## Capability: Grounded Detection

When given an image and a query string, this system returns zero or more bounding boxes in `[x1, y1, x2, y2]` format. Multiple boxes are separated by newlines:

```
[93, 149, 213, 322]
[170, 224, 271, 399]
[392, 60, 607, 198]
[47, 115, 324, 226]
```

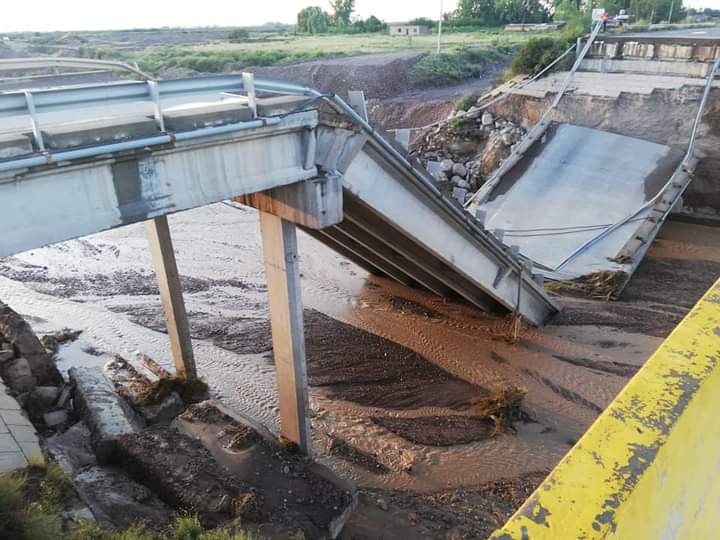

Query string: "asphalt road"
[618, 26, 720, 39]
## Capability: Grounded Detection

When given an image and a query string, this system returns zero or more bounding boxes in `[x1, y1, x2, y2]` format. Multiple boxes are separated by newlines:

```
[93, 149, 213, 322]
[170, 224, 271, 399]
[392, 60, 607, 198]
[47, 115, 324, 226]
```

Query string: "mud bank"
[0, 205, 718, 538]
[252, 51, 511, 132]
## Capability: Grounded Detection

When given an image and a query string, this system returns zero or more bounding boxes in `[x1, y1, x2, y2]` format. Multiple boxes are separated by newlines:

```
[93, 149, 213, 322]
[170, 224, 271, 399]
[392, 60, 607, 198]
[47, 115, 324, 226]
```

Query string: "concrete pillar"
[259, 211, 311, 454]
[146, 215, 197, 380]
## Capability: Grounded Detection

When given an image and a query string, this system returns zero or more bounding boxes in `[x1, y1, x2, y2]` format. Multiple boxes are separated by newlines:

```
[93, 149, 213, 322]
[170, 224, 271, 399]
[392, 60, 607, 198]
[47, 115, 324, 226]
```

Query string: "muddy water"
[1, 204, 716, 496]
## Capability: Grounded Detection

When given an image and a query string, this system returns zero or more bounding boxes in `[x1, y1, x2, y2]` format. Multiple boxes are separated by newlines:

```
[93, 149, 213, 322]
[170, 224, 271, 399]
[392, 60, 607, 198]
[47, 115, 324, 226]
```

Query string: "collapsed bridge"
[0, 66, 557, 452]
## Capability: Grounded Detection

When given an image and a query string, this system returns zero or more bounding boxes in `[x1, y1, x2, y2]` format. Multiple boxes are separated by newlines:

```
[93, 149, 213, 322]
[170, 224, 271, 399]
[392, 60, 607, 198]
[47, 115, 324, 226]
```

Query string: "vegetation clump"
[0, 463, 259, 540]
[415, 47, 505, 86]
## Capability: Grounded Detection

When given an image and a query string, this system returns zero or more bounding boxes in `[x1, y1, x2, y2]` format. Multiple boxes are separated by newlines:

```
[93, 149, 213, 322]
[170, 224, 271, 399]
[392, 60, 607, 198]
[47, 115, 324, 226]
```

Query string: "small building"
[388, 25, 430, 37]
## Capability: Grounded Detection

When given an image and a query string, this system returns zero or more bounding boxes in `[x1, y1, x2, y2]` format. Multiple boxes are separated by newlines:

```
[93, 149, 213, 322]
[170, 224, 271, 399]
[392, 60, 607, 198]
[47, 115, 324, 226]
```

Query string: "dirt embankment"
[252, 51, 511, 131]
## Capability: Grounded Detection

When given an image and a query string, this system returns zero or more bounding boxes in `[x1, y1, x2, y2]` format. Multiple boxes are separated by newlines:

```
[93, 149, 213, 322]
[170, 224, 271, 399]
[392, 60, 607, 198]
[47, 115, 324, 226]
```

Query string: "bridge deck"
[478, 123, 684, 278]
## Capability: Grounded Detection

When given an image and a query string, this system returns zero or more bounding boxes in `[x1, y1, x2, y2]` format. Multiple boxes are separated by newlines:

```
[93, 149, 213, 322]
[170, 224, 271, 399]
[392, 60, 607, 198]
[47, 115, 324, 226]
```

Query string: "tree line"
[296, 0, 688, 36]
[297, 1, 385, 34]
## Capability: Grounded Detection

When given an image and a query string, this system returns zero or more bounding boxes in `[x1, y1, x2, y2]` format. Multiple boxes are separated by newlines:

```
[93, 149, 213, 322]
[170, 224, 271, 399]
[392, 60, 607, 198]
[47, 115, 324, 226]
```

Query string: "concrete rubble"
[69, 366, 142, 464]
[413, 106, 526, 201]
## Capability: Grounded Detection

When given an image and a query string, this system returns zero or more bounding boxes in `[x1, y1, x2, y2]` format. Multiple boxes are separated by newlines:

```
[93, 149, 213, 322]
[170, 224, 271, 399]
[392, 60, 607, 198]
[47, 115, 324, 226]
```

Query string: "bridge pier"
[146, 215, 197, 381]
[259, 212, 311, 454]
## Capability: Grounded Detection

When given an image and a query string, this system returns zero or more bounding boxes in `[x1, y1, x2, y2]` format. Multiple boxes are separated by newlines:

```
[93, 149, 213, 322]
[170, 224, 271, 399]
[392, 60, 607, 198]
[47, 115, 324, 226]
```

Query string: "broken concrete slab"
[0, 132, 33, 159]
[32, 385, 62, 409]
[117, 426, 264, 527]
[0, 301, 62, 386]
[40, 116, 159, 150]
[161, 102, 253, 132]
[44, 409, 70, 429]
[74, 466, 174, 530]
[69, 367, 142, 464]
[45, 422, 97, 474]
[46, 422, 173, 530]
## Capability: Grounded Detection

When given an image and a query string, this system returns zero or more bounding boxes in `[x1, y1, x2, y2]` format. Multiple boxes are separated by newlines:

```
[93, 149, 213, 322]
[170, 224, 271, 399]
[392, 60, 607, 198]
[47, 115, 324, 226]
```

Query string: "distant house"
[388, 25, 429, 37]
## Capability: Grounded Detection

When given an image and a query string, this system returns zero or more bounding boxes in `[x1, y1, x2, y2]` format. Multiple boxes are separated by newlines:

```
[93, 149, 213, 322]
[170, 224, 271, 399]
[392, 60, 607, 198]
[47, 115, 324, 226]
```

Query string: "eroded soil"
[1, 206, 717, 539]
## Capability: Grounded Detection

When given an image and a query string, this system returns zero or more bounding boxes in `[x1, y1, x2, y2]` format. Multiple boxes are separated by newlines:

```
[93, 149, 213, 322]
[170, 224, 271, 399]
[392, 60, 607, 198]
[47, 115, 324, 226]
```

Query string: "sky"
[0, 0, 458, 33]
[1, 0, 719, 33]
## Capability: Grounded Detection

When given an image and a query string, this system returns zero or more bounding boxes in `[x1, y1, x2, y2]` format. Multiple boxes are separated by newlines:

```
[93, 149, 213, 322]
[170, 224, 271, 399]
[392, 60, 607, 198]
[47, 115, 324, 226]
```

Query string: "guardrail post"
[146, 215, 197, 380]
[242, 72, 257, 118]
[259, 211, 311, 454]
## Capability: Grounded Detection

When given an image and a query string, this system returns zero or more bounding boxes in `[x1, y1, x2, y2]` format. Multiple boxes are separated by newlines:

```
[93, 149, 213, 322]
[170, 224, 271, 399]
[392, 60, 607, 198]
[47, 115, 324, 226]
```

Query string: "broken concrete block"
[1, 357, 36, 393]
[117, 426, 264, 527]
[45, 422, 96, 474]
[0, 302, 62, 386]
[44, 409, 70, 429]
[0, 132, 33, 159]
[73, 465, 173, 530]
[69, 367, 141, 464]
[41, 116, 158, 150]
[32, 385, 62, 409]
[139, 392, 185, 425]
[162, 102, 253, 132]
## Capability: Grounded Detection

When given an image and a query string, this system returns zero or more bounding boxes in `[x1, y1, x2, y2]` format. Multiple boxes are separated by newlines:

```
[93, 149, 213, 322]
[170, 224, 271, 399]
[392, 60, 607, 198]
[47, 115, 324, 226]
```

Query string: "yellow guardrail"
[490, 278, 720, 539]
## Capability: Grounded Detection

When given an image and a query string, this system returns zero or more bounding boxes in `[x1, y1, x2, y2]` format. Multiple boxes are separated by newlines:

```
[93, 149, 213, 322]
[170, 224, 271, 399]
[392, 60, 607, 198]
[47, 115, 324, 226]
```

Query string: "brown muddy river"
[0, 203, 718, 535]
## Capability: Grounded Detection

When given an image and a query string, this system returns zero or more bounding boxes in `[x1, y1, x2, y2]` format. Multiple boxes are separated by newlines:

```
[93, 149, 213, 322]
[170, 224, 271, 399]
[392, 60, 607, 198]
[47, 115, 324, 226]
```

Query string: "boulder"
[445, 141, 477, 155]
[465, 106, 483, 120]
[439, 159, 455, 173]
[44, 409, 70, 429]
[1, 357, 36, 393]
[501, 132, 515, 146]
[32, 385, 62, 409]
[452, 163, 467, 178]
[481, 112, 494, 126]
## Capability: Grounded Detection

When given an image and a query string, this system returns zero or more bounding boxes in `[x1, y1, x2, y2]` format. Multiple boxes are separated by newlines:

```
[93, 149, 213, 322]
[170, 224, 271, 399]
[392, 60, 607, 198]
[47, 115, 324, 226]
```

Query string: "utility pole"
[437, 0, 444, 55]
[668, 0, 675, 23]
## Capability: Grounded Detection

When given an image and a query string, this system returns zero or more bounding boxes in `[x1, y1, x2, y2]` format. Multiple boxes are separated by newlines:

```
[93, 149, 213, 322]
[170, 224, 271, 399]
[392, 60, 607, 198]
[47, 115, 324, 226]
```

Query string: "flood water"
[2, 203, 716, 496]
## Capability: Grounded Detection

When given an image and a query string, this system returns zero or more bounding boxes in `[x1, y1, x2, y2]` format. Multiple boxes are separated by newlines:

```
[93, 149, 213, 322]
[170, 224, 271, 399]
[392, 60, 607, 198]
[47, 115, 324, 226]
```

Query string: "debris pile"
[0, 302, 69, 429]
[546, 271, 629, 300]
[0, 301, 356, 538]
[411, 106, 526, 201]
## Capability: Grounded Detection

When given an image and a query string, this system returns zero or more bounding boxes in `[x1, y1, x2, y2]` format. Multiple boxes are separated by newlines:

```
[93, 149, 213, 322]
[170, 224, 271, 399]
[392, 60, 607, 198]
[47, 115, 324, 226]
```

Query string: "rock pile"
[0, 301, 70, 428]
[411, 106, 526, 201]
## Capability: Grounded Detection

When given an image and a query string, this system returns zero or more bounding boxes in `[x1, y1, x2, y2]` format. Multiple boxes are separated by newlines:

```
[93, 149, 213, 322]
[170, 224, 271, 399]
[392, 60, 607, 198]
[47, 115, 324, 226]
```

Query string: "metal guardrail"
[0, 57, 153, 81]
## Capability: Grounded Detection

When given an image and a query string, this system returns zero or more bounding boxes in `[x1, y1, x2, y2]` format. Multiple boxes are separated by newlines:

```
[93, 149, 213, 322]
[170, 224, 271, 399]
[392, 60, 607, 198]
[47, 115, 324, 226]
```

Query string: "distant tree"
[455, 0, 499, 24]
[495, 0, 550, 24]
[228, 28, 250, 42]
[297, 6, 331, 34]
[363, 15, 385, 32]
[330, 0, 355, 27]
[408, 17, 436, 28]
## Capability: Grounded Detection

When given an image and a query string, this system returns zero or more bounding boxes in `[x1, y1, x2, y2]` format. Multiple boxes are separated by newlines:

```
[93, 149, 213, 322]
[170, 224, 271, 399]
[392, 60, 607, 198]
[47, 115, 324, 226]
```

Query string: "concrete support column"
[146, 215, 197, 380]
[259, 211, 311, 454]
